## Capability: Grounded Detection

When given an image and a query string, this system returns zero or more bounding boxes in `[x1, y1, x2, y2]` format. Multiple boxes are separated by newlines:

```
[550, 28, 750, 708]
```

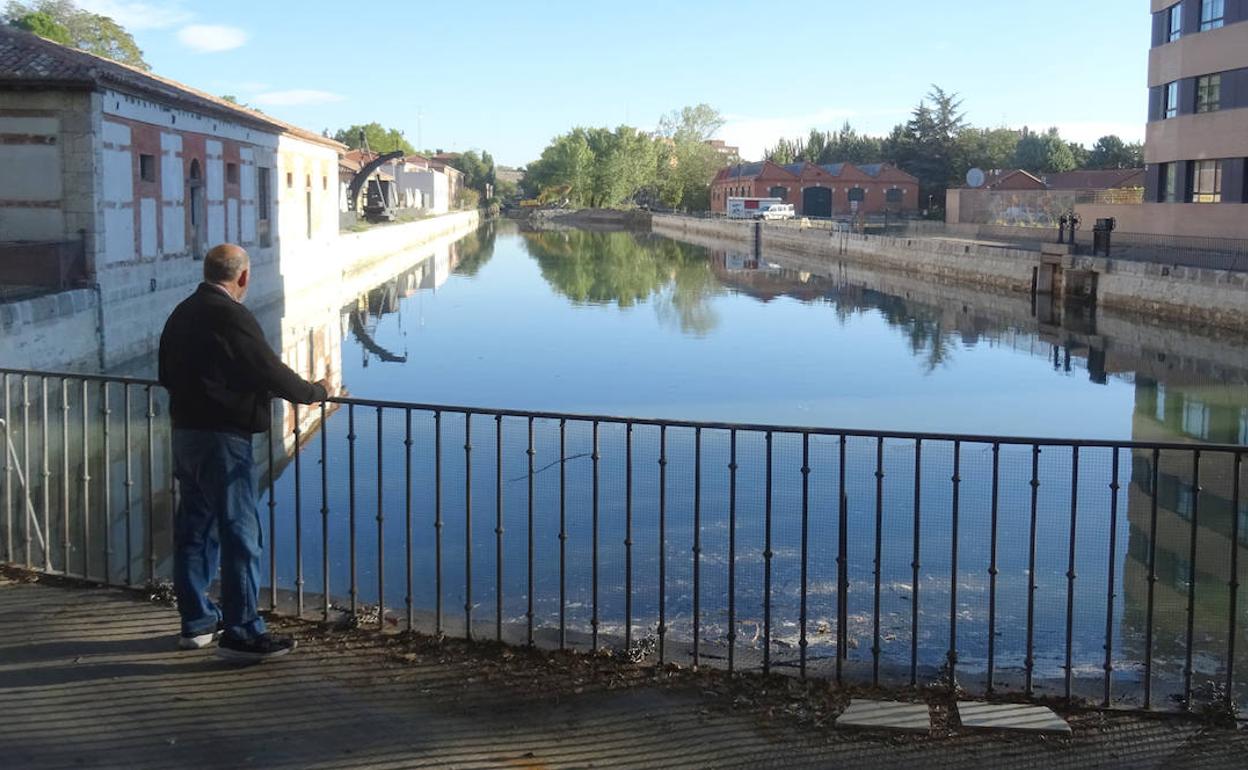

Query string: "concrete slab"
[834, 699, 931, 733]
[957, 701, 1073, 735]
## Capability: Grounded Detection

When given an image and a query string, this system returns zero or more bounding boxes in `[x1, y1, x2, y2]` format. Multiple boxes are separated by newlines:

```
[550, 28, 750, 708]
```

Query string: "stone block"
[956, 701, 1071, 735]
[835, 700, 931, 733]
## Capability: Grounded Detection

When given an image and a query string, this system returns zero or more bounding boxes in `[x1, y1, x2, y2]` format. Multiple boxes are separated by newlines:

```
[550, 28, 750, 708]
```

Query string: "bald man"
[159, 244, 328, 661]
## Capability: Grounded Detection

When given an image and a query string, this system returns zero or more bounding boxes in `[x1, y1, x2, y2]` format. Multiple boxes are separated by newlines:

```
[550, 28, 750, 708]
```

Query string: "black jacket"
[158, 283, 327, 435]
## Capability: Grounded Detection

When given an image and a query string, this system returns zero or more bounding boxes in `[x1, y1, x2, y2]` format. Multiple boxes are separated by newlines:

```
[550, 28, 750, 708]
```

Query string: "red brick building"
[711, 161, 919, 217]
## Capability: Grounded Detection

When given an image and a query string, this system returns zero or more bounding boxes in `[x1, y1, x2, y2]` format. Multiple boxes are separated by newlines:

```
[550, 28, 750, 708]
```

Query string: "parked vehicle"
[761, 203, 796, 220]
[727, 196, 784, 219]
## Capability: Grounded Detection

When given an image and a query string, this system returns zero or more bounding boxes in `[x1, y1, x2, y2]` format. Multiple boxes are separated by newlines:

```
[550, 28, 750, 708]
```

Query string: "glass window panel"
[1169, 4, 1183, 40]
[1196, 74, 1221, 113]
[1165, 82, 1179, 118]
[1182, 396, 1211, 439]
[1201, 0, 1224, 30]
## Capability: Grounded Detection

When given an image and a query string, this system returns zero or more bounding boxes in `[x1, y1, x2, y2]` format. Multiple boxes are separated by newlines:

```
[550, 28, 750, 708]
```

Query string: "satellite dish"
[966, 168, 986, 188]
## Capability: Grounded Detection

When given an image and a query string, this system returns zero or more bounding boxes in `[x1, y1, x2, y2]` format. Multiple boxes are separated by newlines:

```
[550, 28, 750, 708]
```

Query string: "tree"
[654, 104, 728, 211]
[1012, 127, 1076, 174]
[4, 1, 148, 69]
[1086, 135, 1143, 169]
[332, 123, 416, 155]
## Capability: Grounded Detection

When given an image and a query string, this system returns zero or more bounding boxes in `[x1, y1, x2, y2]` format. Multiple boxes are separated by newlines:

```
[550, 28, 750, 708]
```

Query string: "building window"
[1164, 81, 1179, 119]
[1159, 163, 1178, 203]
[1155, 383, 1167, 422]
[139, 153, 156, 182]
[286, 172, 293, 188]
[1200, 0, 1224, 30]
[1168, 3, 1183, 41]
[1189, 160, 1222, 203]
[886, 188, 903, 203]
[257, 167, 272, 248]
[226, 162, 239, 184]
[1239, 407, 1247, 445]
[1196, 74, 1221, 113]
[322, 175, 328, 191]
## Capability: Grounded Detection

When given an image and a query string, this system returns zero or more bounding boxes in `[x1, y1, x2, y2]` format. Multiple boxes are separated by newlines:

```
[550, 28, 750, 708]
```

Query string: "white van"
[761, 203, 796, 220]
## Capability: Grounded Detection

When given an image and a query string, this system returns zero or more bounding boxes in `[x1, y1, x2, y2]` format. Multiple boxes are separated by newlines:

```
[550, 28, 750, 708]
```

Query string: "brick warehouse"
[710, 160, 919, 217]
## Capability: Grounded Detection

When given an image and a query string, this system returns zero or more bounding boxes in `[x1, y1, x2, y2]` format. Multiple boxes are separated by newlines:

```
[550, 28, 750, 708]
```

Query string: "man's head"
[203, 244, 250, 301]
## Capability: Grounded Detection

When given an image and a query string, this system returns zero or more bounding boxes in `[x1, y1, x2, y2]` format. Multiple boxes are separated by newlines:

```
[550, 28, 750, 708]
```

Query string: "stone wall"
[651, 214, 1248, 331]
[0, 289, 99, 372]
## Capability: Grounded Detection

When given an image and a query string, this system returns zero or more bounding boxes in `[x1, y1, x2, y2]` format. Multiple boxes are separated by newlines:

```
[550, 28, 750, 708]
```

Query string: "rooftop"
[0, 26, 343, 151]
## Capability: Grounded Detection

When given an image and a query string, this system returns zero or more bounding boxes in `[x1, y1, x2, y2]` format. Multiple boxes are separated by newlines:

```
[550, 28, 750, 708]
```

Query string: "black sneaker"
[216, 633, 297, 662]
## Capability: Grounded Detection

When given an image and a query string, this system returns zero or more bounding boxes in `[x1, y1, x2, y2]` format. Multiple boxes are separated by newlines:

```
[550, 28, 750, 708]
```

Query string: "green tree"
[654, 104, 727, 211]
[955, 127, 1020, 173]
[1012, 127, 1077, 174]
[4, 0, 148, 68]
[333, 122, 416, 155]
[1086, 135, 1143, 169]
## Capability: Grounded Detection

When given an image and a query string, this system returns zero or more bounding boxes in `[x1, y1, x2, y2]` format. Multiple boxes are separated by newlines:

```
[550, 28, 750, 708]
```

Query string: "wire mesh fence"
[1, 367, 1244, 713]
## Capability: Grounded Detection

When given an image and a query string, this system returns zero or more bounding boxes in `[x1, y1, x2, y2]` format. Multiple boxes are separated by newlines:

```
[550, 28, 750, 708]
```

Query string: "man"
[159, 244, 328, 661]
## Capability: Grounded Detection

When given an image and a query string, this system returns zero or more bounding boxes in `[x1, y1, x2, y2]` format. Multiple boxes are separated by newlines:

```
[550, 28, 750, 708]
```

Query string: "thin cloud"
[253, 90, 345, 107]
[74, 0, 192, 30]
[177, 24, 249, 54]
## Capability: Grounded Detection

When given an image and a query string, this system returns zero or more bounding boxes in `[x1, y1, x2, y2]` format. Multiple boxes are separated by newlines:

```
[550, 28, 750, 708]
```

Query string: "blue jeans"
[172, 429, 267, 641]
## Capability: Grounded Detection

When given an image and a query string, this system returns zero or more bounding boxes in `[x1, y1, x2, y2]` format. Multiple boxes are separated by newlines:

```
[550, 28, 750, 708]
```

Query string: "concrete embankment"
[652, 214, 1248, 332]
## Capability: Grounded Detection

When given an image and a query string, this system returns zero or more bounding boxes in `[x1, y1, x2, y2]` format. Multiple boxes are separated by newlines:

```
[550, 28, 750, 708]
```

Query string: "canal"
[4, 220, 1246, 705]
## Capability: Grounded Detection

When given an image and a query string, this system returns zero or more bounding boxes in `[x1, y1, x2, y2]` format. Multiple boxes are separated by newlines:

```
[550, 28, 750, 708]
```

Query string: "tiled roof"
[0, 26, 343, 150]
[857, 163, 884, 178]
[1042, 169, 1145, 190]
[820, 163, 846, 176]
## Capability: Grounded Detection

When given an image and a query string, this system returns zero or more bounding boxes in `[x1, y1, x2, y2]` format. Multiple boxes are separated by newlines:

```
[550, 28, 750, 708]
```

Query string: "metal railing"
[1, 367, 1244, 714]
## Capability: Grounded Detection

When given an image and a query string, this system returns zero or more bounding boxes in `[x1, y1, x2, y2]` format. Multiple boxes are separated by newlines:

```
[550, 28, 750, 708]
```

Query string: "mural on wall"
[959, 190, 1077, 227]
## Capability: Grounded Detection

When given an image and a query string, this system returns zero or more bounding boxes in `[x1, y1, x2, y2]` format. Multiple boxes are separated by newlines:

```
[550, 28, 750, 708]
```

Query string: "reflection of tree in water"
[452, 223, 498, 277]
[521, 229, 722, 335]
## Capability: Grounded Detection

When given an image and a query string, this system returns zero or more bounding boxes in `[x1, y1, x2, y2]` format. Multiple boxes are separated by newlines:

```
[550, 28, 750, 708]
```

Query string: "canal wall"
[0, 210, 484, 373]
[651, 215, 1248, 332]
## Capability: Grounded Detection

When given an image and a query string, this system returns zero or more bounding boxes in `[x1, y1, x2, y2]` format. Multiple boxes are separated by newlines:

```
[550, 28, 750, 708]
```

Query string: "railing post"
[693, 426, 702, 671]
[144, 386, 154, 585]
[101, 383, 111, 585]
[872, 436, 884, 687]
[525, 417, 534, 646]
[658, 425, 667, 666]
[465, 412, 474, 641]
[267, 421, 277, 611]
[987, 442, 1000, 695]
[1183, 450, 1201, 711]
[375, 406, 384, 630]
[321, 402, 331, 622]
[1064, 446, 1080, 702]
[62, 378, 70, 573]
[348, 404, 358, 616]
[625, 421, 634, 654]
[800, 432, 810, 679]
[1025, 444, 1040, 697]
[1145, 448, 1160, 709]
[763, 431, 773, 677]
[495, 414, 503, 642]
[557, 418, 566, 650]
[910, 438, 922, 688]
[41, 376, 50, 572]
[591, 420, 600, 651]
[1227, 452, 1242, 715]
[122, 383, 131, 584]
[837, 434, 849, 684]
[404, 408, 413, 633]
[434, 410, 442, 636]
[79, 380, 90, 579]
[3, 374, 11, 566]
[727, 428, 737, 673]
[1103, 448, 1121, 707]
[294, 403, 304, 617]
[947, 440, 961, 692]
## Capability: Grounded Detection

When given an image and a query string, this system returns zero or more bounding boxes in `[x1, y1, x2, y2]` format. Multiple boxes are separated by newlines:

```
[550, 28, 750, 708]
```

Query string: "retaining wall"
[652, 215, 1248, 331]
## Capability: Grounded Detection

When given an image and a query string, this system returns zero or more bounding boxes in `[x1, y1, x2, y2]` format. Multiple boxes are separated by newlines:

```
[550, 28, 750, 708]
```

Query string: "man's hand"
[313, 379, 332, 400]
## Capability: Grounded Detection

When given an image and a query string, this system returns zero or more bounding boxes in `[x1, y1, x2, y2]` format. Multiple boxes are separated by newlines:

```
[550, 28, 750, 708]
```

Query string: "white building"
[0, 26, 344, 368]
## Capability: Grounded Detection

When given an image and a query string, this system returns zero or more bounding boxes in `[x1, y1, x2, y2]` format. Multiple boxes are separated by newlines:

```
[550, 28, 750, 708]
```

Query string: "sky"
[73, 0, 1151, 167]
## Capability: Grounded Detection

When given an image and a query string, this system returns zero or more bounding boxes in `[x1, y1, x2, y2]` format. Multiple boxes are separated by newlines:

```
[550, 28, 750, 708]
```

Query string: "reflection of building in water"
[1122, 374, 1248, 689]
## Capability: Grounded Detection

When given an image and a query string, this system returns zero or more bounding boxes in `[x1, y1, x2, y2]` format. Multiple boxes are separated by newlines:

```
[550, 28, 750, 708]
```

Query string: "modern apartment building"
[1142, 0, 1248, 235]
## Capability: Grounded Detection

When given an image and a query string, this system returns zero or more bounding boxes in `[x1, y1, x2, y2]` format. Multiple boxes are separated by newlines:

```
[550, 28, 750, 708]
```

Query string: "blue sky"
[76, 0, 1150, 166]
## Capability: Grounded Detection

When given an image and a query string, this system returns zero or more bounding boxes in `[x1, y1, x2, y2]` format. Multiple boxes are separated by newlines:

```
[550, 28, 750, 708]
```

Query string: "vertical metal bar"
[41, 377, 50, 572]
[948, 440, 961, 690]
[872, 436, 884, 686]
[144, 386, 154, 585]
[404, 408, 413, 632]
[1144, 447, 1160, 709]
[693, 426, 703, 670]
[2, 374, 10, 566]
[557, 418, 565, 650]
[625, 421, 634, 653]
[1103, 448, 1121, 707]
[294, 404, 304, 617]
[911, 438, 922, 688]
[495, 414, 503, 642]
[375, 406, 385, 630]
[62, 379, 70, 572]
[321, 402, 330, 622]
[22, 376, 31, 569]
[1226, 451, 1242, 714]
[1025, 443, 1040, 697]
[1064, 446, 1080, 702]
[987, 442, 1000, 695]
[658, 424, 667, 665]
[763, 430, 773, 677]
[1183, 450, 1201, 711]
[434, 410, 443, 636]
[465, 412, 474, 641]
[122, 384, 131, 584]
[526, 417, 534, 647]
[800, 432, 810, 679]
[267, 421, 277, 611]
[591, 420, 600, 651]
[348, 404, 358, 616]
[101, 383, 111, 586]
[837, 433, 848, 685]
[80, 380, 90, 579]
[727, 428, 737, 673]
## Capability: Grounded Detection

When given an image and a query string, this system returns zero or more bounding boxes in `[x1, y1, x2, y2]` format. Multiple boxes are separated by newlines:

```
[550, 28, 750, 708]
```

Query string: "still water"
[256, 223, 1247, 703]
